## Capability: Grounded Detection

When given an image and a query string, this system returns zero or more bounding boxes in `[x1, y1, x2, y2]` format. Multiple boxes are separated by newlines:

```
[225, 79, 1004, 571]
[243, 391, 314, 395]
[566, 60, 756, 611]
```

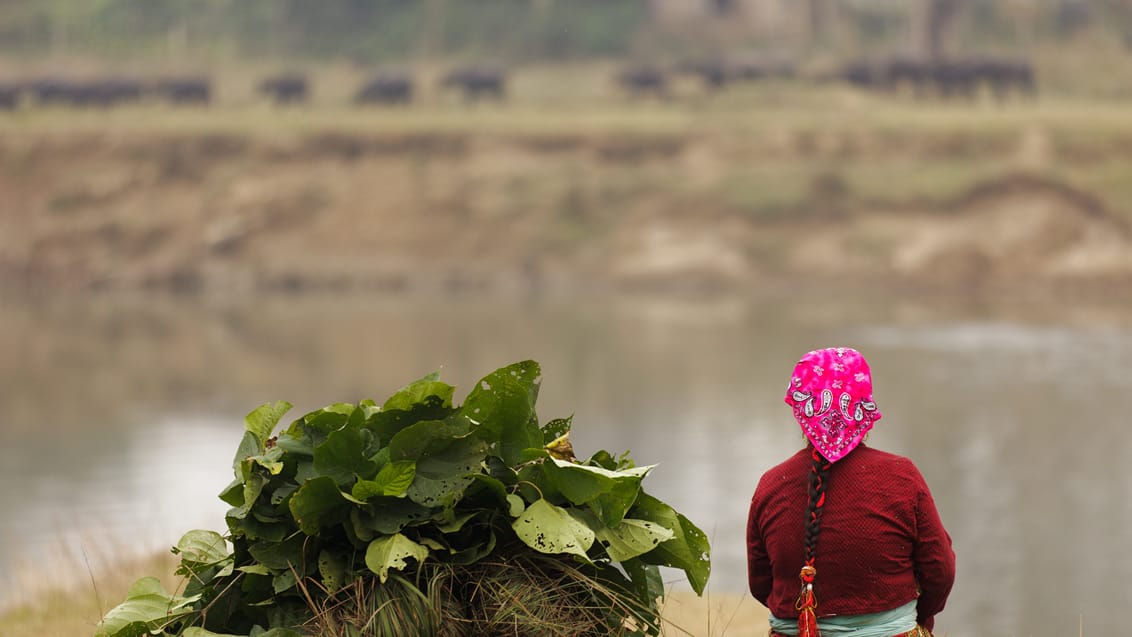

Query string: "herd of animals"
[0, 56, 1035, 111]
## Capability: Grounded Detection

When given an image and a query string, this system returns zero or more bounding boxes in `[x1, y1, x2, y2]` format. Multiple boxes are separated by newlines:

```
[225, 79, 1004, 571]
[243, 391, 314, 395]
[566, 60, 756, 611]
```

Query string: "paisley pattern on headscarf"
[784, 347, 882, 463]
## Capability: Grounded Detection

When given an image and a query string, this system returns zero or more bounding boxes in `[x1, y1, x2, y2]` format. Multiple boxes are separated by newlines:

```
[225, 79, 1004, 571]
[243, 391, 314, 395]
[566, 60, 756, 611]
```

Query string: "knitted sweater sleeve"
[746, 490, 773, 605]
[911, 471, 956, 631]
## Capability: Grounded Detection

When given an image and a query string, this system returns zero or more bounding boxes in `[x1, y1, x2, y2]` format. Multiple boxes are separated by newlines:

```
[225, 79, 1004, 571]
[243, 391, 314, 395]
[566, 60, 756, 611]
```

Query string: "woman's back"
[745, 347, 955, 634]
[747, 445, 954, 627]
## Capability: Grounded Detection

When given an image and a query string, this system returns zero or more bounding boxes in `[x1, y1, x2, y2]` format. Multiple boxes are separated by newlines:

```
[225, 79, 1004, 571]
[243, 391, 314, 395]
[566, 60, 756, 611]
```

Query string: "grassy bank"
[5, 64, 1132, 295]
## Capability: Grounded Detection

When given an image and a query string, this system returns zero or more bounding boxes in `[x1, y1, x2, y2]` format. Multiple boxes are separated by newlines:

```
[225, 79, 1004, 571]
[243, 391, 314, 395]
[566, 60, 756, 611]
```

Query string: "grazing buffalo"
[259, 73, 309, 105]
[153, 76, 212, 106]
[0, 83, 18, 110]
[354, 71, 414, 105]
[839, 57, 1035, 101]
[675, 55, 797, 92]
[616, 64, 668, 98]
[84, 78, 145, 107]
[27, 77, 75, 106]
[440, 66, 506, 102]
[839, 60, 888, 91]
[967, 57, 1035, 100]
[22, 77, 146, 108]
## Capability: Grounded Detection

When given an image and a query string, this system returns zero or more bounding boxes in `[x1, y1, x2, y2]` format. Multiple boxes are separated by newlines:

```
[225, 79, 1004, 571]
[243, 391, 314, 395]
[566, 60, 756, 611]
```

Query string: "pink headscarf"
[784, 347, 882, 463]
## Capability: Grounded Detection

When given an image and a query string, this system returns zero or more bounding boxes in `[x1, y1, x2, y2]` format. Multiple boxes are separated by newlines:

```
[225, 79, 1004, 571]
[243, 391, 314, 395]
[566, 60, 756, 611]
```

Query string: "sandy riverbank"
[4, 98, 1132, 298]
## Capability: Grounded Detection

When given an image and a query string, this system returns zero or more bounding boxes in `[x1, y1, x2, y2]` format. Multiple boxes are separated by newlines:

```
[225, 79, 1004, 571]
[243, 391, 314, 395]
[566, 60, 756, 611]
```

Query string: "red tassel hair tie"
[795, 563, 820, 637]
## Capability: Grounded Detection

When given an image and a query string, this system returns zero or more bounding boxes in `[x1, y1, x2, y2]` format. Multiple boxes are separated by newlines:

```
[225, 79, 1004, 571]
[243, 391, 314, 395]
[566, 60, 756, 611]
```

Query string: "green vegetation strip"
[95, 360, 709, 637]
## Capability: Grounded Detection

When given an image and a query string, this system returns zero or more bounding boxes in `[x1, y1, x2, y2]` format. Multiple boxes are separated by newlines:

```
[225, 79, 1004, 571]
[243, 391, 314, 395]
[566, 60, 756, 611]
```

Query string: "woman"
[746, 347, 955, 637]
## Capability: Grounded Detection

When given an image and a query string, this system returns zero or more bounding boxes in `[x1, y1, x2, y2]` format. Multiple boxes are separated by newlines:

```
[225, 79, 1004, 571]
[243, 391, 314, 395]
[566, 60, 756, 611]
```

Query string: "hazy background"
[3, 2, 1132, 636]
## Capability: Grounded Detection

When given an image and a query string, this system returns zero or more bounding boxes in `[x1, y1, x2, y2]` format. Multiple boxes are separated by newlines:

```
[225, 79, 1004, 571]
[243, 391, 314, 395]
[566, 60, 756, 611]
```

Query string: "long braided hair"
[803, 446, 833, 567]
[785, 347, 881, 636]
[795, 446, 832, 637]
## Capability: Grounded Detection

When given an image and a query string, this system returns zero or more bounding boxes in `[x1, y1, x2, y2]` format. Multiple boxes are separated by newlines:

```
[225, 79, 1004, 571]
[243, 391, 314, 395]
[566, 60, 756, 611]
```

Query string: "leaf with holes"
[364, 533, 430, 583]
[593, 518, 674, 562]
[460, 361, 542, 464]
[512, 499, 594, 559]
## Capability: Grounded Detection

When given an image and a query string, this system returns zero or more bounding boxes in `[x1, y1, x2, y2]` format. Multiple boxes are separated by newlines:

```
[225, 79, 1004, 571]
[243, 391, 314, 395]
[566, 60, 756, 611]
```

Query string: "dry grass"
[0, 551, 181, 637]
[659, 591, 769, 637]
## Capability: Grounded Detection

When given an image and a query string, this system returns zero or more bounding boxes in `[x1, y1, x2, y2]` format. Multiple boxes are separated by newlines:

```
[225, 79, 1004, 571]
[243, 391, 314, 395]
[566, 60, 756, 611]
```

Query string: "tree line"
[1, 0, 1132, 64]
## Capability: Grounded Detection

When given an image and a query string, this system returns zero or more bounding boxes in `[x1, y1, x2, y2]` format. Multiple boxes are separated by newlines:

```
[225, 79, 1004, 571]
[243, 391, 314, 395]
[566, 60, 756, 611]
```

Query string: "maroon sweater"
[746, 445, 955, 631]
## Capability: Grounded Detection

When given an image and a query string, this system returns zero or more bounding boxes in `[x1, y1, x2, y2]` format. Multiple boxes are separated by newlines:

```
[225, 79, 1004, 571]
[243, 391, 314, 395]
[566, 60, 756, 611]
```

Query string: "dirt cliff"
[2, 130, 1130, 297]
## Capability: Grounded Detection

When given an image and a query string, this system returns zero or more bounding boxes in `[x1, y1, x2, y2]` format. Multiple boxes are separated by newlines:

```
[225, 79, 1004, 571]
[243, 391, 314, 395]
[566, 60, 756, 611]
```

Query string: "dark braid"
[803, 447, 833, 565]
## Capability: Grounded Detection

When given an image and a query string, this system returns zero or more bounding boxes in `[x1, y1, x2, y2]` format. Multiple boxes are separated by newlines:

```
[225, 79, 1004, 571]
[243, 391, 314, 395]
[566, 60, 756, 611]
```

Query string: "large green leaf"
[288, 476, 352, 535]
[227, 472, 267, 522]
[318, 549, 349, 594]
[364, 533, 430, 583]
[233, 431, 260, 481]
[284, 403, 356, 448]
[389, 419, 487, 508]
[460, 361, 542, 464]
[512, 499, 594, 559]
[594, 519, 674, 562]
[352, 460, 417, 500]
[463, 473, 511, 511]
[388, 418, 469, 460]
[245, 401, 293, 449]
[228, 510, 290, 543]
[630, 493, 712, 595]
[382, 373, 456, 412]
[367, 376, 458, 444]
[541, 458, 653, 527]
[248, 534, 307, 571]
[541, 415, 573, 444]
[313, 426, 380, 485]
[95, 577, 196, 637]
[174, 530, 229, 567]
[353, 497, 436, 537]
[407, 436, 487, 508]
[621, 557, 666, 608]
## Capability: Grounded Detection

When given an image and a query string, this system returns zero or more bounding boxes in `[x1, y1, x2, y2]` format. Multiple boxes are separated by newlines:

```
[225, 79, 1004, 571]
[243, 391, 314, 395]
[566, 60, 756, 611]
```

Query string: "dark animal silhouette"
[27, 78, 75, 106]
[24, 77, 146, 108]
[153, 77, 212, 106]
[81, 78, 145, 108]
[616, 65, 668, 98]
[839, 57, 1035, 102]
[968, 57, 1035, 100]
[259, 73, 309, 105]
[354, 71, 414, 105]
[440, 66, 506, 102]
[839, 60, 887, 91]
[0, 83, 18, 110]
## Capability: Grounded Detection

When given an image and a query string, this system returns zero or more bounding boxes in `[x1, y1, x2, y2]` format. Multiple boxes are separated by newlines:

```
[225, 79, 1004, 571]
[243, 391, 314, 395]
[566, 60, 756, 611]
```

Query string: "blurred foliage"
[4, 0, 1132, 64]
[0, 0, 650, 62]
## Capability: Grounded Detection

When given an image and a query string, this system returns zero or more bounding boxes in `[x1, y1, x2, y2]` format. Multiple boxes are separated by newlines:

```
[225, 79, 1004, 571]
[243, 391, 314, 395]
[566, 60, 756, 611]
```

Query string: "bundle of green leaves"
[96, 360, 710, 637]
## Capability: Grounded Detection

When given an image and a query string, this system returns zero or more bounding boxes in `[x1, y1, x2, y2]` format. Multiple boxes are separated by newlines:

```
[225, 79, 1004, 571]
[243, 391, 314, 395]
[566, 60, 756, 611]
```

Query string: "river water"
[1, 291, 1128, 636]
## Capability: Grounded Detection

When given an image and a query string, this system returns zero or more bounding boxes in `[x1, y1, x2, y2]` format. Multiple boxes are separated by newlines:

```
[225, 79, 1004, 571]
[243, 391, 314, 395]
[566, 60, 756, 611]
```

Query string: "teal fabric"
[768, 600, 917, 636]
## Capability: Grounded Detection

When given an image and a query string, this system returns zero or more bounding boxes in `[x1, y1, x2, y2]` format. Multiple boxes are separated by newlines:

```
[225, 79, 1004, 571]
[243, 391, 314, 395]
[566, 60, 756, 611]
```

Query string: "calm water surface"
[1, 292, 1129, 636]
